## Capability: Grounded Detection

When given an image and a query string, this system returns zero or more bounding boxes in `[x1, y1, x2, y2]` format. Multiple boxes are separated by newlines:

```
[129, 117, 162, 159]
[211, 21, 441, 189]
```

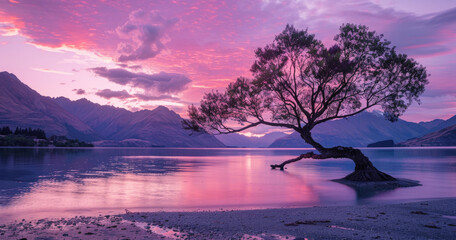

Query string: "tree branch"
[270, 151, 327, 170]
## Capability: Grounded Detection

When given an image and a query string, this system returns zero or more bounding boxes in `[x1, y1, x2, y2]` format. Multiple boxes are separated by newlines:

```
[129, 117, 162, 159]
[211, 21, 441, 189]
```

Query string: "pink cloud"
[0, 0, 455, 122]
[116, 9, 178, 62]
[73, 88, 86, 95]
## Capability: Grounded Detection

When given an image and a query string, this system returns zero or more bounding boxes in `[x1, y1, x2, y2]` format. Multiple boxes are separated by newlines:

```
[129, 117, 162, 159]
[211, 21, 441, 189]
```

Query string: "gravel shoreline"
[1, 198, 456, 239]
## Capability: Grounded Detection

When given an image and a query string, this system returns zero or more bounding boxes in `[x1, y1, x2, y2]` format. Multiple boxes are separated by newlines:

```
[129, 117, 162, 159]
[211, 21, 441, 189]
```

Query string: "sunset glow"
[1, 0, 455, 125]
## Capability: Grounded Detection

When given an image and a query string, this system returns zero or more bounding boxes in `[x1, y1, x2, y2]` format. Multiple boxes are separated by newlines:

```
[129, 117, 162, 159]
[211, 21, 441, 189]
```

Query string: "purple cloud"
[385, 7, 456, 56]
[128, 65, 143, 70]
[89, 67, 191, 94]
[117, 63, 143, 70]
[96, 89, 132, 99]
[117, 9, 178, 62]
[73, 88, 86, 95]
[310, 2, 456, 57]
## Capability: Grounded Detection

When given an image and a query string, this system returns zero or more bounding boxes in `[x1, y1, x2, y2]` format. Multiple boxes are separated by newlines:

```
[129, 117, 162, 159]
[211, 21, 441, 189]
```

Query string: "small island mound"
[0, 126, 93, 147]
[367, 140, 395, 147]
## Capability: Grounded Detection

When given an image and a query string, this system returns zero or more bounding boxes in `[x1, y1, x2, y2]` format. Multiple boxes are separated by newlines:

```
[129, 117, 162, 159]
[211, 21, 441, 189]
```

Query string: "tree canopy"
[185, 24, 428, 136]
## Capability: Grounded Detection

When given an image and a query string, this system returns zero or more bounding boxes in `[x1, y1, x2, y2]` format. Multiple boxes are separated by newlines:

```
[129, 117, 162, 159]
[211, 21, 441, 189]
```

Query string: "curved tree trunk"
[271, 131, 396, 182]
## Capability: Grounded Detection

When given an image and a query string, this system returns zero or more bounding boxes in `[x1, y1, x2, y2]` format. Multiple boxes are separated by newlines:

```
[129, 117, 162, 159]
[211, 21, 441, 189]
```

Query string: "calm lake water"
[1, 147, 456, 222]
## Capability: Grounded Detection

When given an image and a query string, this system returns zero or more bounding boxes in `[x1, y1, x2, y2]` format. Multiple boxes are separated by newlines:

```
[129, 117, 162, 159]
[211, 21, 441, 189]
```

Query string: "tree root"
[343, 168, 396, 182]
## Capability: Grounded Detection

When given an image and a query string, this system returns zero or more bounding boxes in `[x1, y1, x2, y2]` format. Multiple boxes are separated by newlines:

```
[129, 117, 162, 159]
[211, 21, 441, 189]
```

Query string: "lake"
[1, 147, 456, 222]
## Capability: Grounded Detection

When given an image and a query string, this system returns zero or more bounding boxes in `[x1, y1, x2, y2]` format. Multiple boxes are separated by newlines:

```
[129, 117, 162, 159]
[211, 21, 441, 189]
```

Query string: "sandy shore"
[1, 198, 456, 239]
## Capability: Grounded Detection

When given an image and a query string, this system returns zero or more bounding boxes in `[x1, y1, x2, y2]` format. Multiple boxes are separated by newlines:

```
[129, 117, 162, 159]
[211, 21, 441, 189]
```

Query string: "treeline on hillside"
[0, 126, 94, 147]
[1, 126, 46, 139]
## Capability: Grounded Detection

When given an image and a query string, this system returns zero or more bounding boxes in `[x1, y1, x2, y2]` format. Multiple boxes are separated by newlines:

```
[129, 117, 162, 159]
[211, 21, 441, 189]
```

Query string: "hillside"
[429, 115, 456, 132]
[418, 119, 445, 130]
[0, 72, 99, 141]
[54, 97, 225, 147]
[0, 71, 224, 147]
[398, 124, 456, 147]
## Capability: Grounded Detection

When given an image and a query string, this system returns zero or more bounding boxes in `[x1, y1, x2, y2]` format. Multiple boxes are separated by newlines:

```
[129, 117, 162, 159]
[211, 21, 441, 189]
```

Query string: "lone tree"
[184, 24, 428, 182]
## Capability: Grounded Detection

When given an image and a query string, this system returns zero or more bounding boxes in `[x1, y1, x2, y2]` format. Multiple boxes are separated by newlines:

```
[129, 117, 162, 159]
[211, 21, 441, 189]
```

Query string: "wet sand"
[1, 198, 456, 239]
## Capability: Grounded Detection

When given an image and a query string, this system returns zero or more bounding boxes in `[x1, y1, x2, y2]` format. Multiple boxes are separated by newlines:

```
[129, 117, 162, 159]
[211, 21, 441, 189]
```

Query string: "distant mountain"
[216, 131, 288, 148]
[418, 119, 445, 130]
[0, 72, 98, 141]
[54, 97, 224, 147]
[0, 71, 224, 147]
[429, 115, 456, 133]
[398, 124, 456, 146]
[3, 70, 452, 148]
[269, 111, 428, 148]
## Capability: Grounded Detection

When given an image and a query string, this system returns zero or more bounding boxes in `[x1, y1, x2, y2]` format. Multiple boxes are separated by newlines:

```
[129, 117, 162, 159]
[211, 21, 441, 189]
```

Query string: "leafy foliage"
[186, 24, 428, 136]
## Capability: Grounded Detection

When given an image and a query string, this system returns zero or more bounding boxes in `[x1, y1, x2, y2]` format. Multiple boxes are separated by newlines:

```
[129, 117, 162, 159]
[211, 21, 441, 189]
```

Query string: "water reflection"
[0, 147, 456, 222]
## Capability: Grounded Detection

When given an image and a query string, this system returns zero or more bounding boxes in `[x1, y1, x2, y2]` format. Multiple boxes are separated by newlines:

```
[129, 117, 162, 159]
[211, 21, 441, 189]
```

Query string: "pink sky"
[1, 0, 456, 129]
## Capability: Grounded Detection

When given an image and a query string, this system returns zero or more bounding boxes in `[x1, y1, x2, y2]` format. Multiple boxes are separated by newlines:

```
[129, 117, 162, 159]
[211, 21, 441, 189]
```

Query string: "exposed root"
[343, 168, 396, 182]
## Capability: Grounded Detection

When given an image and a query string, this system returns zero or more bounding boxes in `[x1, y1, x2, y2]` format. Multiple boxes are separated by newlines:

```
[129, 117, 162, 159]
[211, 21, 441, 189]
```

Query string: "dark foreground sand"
[1, 198, 456, 239]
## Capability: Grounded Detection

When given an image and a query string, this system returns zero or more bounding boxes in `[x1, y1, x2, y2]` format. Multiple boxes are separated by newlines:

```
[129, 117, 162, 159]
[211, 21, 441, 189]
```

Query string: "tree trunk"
[299, 131, 396, 182]
[271, 130, 396, 181]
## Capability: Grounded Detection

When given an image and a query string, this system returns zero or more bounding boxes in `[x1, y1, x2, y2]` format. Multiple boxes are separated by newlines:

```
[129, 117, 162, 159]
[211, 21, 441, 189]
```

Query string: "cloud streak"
[89, 67, 191, 94]
[32, 68, 73, 75]
[96, 89, 131, 99]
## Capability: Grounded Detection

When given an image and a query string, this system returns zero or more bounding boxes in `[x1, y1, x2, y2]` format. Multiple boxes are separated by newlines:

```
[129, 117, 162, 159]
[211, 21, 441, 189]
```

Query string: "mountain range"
[269, 111, 456, 148]
[215, 132, 287, 148]
[425, 115, 456, 133]
[269, 111, 425, 148]
[418, 119, 445, 130]
[1, 71, 455, 148]
[210, 111, 456, 148]
[0, 72, 98, 141]
[398, 124, 456, 147]
[53, 97, 224, 147]
[0, 71, 224, 147]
